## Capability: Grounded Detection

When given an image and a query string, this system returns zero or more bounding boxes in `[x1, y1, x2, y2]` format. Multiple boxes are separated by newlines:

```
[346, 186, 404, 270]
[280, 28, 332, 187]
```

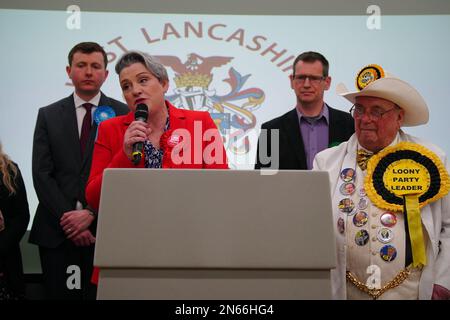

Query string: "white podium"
[94, 169, 336, 299]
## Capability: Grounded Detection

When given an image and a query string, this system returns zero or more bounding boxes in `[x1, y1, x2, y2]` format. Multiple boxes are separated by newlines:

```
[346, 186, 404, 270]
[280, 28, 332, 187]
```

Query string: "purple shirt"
[296, 104, 330, 170]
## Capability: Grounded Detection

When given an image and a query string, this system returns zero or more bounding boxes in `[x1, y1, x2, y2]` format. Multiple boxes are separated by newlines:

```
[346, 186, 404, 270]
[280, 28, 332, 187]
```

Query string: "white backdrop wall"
[0, 9, 449, 227]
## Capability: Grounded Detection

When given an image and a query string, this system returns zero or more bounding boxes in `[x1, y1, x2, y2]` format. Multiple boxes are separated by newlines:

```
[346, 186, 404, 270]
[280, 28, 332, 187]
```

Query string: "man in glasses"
[313, 65, 450, 300]
[255, 51, 354, 170]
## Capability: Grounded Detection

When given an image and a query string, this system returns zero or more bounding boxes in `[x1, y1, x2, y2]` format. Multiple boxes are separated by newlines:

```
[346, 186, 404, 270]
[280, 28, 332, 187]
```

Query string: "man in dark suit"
[29, 42, 128, 299]
[255, 51, 354, 170]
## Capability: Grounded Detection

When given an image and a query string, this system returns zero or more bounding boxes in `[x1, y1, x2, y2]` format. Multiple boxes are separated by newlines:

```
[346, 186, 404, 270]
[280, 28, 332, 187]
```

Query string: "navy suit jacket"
[29, 93, 128, 248]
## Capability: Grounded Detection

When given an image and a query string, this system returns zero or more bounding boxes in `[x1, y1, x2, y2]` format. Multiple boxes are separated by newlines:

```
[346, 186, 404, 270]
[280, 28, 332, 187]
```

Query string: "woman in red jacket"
[85, 51, 228, 284]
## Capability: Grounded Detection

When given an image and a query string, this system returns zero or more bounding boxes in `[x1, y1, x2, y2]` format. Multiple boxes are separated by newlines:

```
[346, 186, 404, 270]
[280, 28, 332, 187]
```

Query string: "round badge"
[93, 106, 116, 125]
[358, 197, 369, 210]
[340, 182, 356, 196]
[359, 187, 366, 197]
[380, 245, 397, 262]
[377, 228, 394, 243]
[340, 168, 356, 182]
[167, 134, 181, 147]
[380, 212, 397, 228]
[355, 230, 369, 246]
[353, 211, 368, 227]
[338, 198, 355, 215]
[364, 141, 450, 212]
[355, 64, 385, 90]
[337, 217, 345, 234]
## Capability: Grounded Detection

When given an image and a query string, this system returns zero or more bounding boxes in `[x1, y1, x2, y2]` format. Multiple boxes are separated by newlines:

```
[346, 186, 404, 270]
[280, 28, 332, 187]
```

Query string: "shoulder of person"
[38, 94, 74, 113]
[260, 108, 296, 129]
[315, 139, 349, 166]
[10, 161, 19, 169]
[98, 113, 129, 130]
[102, 96, 129, 115]
[102, 92, 130, 116]
[175, 107, 213, 121]
[0, 161, 21, 180]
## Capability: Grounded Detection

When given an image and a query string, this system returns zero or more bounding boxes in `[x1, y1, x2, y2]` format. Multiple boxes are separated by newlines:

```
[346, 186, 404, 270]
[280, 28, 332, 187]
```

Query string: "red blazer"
[87, 102, 228, 285]
[85, 101, 228, 212]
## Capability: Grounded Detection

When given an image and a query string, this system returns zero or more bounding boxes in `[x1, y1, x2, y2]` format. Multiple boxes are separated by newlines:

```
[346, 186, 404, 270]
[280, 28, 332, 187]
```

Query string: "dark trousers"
[39, 241, 96, 300]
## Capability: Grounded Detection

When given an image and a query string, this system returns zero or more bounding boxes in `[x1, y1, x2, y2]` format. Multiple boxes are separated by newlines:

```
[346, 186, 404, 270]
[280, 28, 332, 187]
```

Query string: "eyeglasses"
[349, 104, 398, 121]
[292, 75, 325, 85]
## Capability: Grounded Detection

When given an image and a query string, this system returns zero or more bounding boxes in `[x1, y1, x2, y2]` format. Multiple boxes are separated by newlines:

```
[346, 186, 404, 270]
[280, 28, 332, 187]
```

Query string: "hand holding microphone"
[123, 103, 149, 165]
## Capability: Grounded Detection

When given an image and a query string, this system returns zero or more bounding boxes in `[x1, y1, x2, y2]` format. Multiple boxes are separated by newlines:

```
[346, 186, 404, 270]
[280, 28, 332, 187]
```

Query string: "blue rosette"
[93, 106, 116, 125]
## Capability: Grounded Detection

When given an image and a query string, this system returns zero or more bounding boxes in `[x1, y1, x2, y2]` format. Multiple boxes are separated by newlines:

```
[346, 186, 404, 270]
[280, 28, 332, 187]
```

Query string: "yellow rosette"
[365, 142, 450, 267]
[355, 64, 385, 90]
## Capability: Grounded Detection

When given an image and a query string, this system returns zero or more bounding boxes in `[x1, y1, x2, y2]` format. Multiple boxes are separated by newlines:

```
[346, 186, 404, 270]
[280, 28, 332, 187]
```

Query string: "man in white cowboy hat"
[313, 64, 450, 300]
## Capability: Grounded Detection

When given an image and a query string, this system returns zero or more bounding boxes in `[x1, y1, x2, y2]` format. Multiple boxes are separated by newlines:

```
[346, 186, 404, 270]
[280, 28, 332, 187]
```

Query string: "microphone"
[131, 103, 149, 165]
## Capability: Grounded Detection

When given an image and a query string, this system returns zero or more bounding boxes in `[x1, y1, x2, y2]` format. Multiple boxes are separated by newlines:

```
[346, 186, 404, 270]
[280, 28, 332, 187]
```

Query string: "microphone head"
[135, 103, 149, 121]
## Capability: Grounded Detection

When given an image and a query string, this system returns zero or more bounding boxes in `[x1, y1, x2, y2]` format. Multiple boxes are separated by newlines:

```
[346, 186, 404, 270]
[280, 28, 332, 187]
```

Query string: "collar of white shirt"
[73, 92, 101, 109]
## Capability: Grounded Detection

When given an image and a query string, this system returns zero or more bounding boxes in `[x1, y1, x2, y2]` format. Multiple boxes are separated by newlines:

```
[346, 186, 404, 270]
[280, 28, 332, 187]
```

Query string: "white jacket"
[313, 131, 450, 299]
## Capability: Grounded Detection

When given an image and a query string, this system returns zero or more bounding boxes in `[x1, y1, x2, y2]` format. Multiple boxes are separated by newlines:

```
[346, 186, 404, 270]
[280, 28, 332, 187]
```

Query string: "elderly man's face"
[354, 96, 404, 152]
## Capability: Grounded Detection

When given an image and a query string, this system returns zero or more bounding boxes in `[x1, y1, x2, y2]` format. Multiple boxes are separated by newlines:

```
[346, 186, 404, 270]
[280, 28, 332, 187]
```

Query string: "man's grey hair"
[115, 51, 169, 83]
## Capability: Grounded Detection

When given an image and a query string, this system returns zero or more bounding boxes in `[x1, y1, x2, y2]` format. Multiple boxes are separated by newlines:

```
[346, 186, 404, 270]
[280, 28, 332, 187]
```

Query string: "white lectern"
[94, 169, 336, 299]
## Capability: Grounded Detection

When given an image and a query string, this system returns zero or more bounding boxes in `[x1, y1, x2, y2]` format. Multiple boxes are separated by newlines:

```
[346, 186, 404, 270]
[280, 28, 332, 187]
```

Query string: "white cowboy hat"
[336, 67, 429, 127]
